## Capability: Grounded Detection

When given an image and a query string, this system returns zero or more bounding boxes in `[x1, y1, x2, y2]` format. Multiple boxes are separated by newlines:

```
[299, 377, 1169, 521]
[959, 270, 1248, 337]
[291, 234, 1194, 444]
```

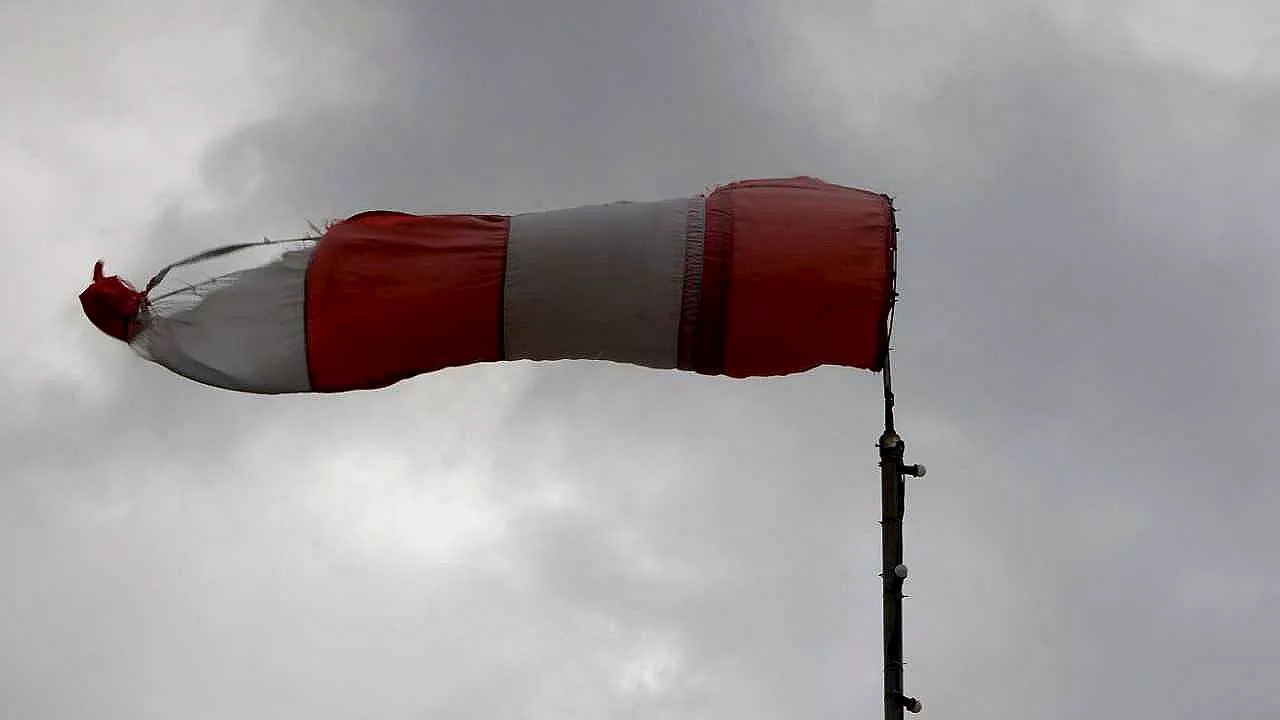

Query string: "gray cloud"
[4, 2, 1278, 719]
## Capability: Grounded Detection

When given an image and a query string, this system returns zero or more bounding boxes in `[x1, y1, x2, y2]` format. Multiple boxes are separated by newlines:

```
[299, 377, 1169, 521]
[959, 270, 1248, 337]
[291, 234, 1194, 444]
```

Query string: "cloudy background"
[3, 0, 1279, 717]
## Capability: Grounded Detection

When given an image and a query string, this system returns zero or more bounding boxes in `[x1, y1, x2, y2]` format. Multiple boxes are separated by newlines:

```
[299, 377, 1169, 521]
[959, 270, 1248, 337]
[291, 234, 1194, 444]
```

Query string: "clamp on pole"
[890, 692, 924, 714]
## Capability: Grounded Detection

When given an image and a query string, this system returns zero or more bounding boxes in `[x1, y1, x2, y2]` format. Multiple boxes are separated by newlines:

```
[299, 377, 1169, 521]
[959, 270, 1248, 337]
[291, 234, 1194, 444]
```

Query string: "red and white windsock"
[79, 177, 897, 394]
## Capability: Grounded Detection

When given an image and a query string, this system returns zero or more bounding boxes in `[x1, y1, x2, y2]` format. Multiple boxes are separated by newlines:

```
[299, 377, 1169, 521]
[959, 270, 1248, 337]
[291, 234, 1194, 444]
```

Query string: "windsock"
[80, 177, 896, 393]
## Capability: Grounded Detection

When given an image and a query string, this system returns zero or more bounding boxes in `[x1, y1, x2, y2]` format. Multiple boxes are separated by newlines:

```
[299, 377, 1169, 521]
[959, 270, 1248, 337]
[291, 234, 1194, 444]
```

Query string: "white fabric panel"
[130, 248, 314, 393]
[504, 197, 692, 368]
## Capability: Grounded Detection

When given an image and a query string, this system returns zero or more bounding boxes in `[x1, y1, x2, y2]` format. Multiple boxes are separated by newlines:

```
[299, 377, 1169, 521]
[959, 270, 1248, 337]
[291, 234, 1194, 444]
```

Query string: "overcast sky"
[3, 1, 1279, 718]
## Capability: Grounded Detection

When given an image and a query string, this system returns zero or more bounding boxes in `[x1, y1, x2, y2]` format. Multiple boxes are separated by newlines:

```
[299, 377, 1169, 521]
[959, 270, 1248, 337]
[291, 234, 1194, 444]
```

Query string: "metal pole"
[879, 429, 924, 718]
[880, 430, 904, 719]
[877, 306, 923, 717]
[876, 194, 921, 717]
[880, 431, 904, 720]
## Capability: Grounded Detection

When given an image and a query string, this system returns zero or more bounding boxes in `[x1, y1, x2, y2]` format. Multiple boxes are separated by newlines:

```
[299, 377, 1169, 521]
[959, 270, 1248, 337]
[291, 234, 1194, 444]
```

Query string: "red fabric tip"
[80, 261, 145, 341]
